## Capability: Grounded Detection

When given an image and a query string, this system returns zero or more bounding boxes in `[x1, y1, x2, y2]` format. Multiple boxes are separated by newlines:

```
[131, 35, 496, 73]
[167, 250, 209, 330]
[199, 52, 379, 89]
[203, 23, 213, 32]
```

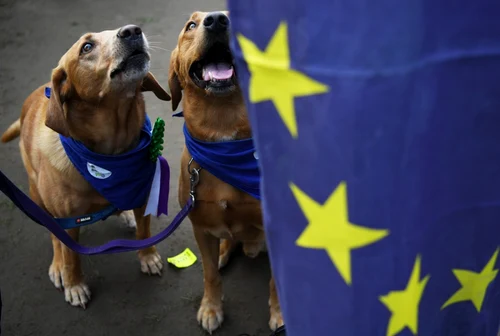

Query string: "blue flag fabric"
[228, 1, 500, 335]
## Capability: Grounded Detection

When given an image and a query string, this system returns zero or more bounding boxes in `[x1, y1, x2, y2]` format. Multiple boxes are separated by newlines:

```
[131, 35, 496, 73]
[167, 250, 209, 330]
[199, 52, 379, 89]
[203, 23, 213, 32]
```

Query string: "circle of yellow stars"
[236, 21, 500, 336]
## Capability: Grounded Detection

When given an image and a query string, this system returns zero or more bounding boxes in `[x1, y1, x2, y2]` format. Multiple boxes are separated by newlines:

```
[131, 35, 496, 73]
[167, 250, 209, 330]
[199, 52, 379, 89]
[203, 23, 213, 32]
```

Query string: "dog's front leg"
[134, 207, 163, 275]
[28, 183, 89, 307]
[61, 228, 91, 308]
[268, 276, 284, 331]
[49, 234, 64, 290]
[194, 227, 223, 333]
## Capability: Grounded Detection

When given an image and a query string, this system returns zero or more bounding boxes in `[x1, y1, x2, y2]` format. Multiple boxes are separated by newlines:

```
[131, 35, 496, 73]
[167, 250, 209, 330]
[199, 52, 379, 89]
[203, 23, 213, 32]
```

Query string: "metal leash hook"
[188, 157, 201, 207]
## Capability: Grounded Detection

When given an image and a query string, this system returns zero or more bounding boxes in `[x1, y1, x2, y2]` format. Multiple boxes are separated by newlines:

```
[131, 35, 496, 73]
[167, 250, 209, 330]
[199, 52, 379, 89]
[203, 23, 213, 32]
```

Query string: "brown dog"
[169, 11, 283, 333]
[1, 25, 170, 308]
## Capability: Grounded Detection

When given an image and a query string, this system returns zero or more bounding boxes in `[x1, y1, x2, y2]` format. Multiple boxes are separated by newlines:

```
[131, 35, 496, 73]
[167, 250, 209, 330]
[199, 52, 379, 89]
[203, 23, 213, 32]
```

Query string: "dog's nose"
[203, 12, 229, 33]
[117, 24, 142, 40]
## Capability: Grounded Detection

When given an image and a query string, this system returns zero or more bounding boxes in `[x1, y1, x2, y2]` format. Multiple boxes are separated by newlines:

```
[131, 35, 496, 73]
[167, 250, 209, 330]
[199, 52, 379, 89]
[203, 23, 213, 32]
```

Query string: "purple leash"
[0, 169, 192, 255]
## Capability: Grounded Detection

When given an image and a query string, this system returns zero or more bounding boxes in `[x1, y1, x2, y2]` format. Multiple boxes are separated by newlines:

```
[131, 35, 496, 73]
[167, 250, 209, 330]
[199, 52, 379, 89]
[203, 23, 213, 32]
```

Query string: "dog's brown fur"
[169, 11, 283, 333]
[1, 27, 170, 308]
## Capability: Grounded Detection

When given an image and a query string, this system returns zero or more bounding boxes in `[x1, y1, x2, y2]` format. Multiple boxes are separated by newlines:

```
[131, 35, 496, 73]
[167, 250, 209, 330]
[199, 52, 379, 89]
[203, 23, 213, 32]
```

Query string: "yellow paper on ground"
[167, 248, 197, 268]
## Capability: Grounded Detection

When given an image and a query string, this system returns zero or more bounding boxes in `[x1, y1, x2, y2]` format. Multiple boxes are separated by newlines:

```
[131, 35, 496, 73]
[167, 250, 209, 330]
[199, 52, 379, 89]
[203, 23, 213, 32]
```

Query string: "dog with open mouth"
[1, 25, 171, 308]
[168, 11, 284, 333]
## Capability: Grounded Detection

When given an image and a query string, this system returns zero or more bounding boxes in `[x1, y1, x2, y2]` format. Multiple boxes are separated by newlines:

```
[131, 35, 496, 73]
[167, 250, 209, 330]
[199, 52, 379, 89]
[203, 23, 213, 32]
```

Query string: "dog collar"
[173, 112, 261, 200]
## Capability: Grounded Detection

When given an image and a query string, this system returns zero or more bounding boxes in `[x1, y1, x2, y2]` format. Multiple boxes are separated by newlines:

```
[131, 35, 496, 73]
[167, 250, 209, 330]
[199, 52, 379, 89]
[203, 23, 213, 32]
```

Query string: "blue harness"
[173, 112, 261, 200]
[45, 88, 158, 229]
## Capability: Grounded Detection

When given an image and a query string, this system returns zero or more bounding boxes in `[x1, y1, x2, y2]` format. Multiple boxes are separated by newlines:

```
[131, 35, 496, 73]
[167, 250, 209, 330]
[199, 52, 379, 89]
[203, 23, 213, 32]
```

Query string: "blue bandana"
[44, 87, 170, 214]
[59, 119, 155, 210]
[175, 112, 261, 200]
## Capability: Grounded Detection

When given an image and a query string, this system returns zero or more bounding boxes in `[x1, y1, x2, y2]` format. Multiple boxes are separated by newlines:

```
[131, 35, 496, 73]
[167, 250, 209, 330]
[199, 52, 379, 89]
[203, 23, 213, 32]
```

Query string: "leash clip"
[188, 157, 201, 207]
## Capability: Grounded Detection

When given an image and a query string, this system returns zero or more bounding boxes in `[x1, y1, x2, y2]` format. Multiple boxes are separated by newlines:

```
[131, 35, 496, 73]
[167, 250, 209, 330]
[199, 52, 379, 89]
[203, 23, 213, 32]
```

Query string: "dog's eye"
[81, 43, 93, 54]
[186, 22, 197, 31]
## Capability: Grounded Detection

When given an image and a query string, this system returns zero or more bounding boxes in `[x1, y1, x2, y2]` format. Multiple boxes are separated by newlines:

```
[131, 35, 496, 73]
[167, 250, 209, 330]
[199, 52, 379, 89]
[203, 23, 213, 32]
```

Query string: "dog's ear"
[141, 72, 171, 101]
[168, 47, 182, 111]
[45, 67, 71, 137]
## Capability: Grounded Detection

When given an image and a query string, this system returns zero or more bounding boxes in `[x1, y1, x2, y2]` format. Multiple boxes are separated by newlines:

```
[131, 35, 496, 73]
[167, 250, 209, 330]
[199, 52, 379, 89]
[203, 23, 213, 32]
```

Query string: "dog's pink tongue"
[202, 63, 234, 80]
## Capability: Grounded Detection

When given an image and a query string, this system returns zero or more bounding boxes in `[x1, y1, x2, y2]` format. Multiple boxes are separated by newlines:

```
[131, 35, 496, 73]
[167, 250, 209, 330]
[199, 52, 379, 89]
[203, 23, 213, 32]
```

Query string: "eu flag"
[227, 1, 500, 335]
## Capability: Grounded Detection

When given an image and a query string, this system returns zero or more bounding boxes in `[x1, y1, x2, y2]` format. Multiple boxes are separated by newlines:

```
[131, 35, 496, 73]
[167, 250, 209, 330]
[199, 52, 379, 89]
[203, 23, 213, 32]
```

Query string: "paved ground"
[0, 0, 273, 335]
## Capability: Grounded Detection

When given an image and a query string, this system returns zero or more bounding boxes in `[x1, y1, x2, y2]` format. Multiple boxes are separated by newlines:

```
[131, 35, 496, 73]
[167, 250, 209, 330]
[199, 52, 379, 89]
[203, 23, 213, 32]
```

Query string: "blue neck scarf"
[45, 88, 157, 211]
[175, 112, 261, 200]
[59, 119, 156, 210]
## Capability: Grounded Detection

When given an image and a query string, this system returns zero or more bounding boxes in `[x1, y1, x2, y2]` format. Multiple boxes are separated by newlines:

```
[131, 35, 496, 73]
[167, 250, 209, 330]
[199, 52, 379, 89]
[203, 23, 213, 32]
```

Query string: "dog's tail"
[1, 119, 21, 143]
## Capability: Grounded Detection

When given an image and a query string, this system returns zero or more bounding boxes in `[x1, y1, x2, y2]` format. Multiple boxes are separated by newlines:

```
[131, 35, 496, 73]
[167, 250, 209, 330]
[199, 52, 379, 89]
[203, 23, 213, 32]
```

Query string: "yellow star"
[441, 247, 499, 312]
[379, 255, 430, 336]
[290, 181, 389, 285]
[237, 22, 329, 138]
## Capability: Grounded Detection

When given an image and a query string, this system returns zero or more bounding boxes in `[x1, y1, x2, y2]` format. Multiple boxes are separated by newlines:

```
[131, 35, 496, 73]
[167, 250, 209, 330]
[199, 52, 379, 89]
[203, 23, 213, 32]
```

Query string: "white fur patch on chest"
[219, 199, 228, 209]
[215, 130, 238, 141]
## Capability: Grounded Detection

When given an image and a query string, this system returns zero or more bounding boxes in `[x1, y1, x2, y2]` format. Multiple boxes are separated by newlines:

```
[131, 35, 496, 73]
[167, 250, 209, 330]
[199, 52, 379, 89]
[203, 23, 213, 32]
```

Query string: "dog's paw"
[139, 252, 163, 276]
[218, 253, 230, 270]
[197, 299, 224, 334]
[119, 210, 137, 230]
[243, 241, 263, 259]
[64, 283, 91, 309]
[48, 262, 64, 290]
[268, 308, 284, 331]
